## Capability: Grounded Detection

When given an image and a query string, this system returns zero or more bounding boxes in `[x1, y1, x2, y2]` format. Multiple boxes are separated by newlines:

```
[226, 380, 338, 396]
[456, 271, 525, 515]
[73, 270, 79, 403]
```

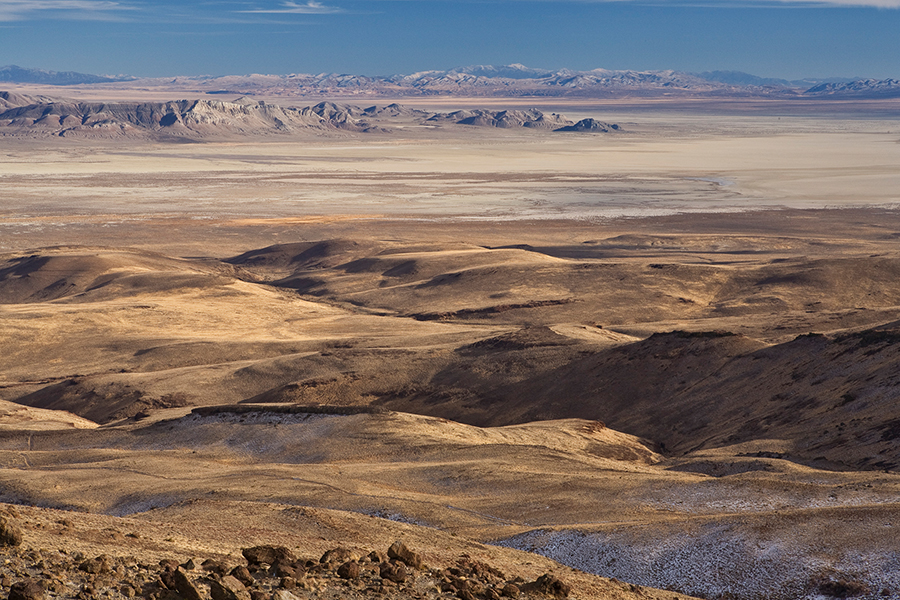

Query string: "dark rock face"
[336, 560, 360, 580]
[242, 545, 295, 566]
[387, 541, 422, 569]
[8, 579, 45, 600]
[229, 565, 254, 587]
[160, 568, 203, 600]
[78, 555, 111, 575]
[209, 575, 252, 600]
[0, 516, 22, 547]
[202, 559, 229, 576]
[379, 561, 408, 583]
[523, 573, 572, 598]
[319, 547, 353, 565]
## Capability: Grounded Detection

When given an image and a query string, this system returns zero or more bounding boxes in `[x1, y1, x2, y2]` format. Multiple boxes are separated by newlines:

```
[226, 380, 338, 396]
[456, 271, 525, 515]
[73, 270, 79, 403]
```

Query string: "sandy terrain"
[1, 97, 900, 599]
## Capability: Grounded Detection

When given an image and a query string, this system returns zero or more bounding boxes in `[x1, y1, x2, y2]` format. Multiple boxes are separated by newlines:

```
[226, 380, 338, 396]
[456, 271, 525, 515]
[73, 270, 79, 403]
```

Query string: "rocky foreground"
[0, 510, 580, 600]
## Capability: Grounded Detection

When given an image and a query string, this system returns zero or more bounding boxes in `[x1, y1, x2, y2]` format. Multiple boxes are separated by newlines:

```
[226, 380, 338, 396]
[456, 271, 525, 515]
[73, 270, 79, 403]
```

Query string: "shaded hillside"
[0, 247, 242, 304]
[414, 328, 900, 471]
[6, 242, 900, 470]
[0, 98, 376, 139]
[0, 91, 53, 110]
[229, 241, 900, 338]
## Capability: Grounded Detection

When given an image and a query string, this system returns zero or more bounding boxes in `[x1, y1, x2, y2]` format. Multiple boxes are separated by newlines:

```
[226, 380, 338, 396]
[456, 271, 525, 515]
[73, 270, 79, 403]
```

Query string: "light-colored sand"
[2, 114, 900, 255]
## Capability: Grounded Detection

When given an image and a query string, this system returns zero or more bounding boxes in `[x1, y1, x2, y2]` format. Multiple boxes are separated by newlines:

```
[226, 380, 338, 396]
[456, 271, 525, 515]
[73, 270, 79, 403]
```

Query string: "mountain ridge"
[0, 95, 626, 139]
[5, 63, 898, 99]
[0, 65, 132, 86]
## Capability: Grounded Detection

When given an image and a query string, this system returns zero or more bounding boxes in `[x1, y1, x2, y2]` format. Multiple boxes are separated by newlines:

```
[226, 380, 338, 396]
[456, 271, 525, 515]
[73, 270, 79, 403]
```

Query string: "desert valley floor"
[1, 96, 900, 600]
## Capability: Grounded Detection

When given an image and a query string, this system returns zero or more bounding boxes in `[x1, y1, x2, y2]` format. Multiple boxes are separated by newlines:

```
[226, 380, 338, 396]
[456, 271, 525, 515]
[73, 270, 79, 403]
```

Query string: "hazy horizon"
[0, 61, 879, 85]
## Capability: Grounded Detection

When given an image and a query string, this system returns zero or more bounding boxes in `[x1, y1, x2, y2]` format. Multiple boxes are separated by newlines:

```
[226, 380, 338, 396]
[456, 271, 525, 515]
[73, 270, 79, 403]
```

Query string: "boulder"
[242, 545, 295, 566]
[337, 561, 360, 580]
[209, 575, 251, 600]
[0, 516, 23, 547]
[161, 569, 203, 600]
[379, 561, 407, 584]
[8, 579, 45, 600]
[229, 566, 254, 587]
[523, 574, 571, 598]
[319, 547, 354, 565]
[387, 541, 422, 569]
[79, 555, 112, 575]
[202, 559, 229, 576]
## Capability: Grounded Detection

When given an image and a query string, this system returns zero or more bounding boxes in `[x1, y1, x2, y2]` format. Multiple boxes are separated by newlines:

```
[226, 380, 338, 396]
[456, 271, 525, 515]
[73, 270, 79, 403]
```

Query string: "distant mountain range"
[804, 78, 900, 97]
[0, 65, 133, 86]
[2, 64, 898, 99]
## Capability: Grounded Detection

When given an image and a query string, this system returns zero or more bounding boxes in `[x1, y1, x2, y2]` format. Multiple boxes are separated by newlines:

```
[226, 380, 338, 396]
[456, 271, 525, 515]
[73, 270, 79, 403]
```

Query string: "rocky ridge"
[804, 78, 900, 97]
[0, 96, 622, 139]
[0, 507, 588, 600]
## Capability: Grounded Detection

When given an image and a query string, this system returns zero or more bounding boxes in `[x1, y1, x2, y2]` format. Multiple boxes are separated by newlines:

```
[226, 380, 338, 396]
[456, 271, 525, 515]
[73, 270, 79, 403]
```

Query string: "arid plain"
[2, 94, 900, 600]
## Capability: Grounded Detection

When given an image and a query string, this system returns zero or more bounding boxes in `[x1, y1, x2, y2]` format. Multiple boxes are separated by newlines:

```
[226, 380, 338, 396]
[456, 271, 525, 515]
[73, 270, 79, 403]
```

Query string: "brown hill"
[227, 241, 900, 340]
[0, 405, 895, 600]
[8, 241, 900, 471]
[423, 328, 900, 471]
[0, 247, 241, 304]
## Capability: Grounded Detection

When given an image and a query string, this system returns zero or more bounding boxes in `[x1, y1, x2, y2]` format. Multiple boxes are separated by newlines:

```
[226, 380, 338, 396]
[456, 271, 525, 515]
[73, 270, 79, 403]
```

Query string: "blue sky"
[0, 0, 898, 79]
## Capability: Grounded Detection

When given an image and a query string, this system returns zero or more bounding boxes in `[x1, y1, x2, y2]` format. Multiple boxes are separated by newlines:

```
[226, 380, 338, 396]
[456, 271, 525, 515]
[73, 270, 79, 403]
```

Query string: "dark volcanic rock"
[209, 575, 251, 600]
[161, 568, 202, 600]
[229, 566, 254, 587]
[242, 545, 295, 566]
[523, 574, 572, 598]
[379, 561, 407, 583]
[337, 560, 360, 580]
[387, 541, 422, 569]
[8, 579, 45, 600]
[319, 547, 354, 565]
[202, 559, 230, 576]
[78, 555, 111, 575]
[0, 516, 22, 547]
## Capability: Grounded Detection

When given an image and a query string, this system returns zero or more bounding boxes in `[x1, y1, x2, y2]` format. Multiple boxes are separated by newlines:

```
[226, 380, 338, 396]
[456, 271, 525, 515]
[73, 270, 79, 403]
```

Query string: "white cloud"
[0, 0, 130, 20]
[238, 1, 342, 14]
